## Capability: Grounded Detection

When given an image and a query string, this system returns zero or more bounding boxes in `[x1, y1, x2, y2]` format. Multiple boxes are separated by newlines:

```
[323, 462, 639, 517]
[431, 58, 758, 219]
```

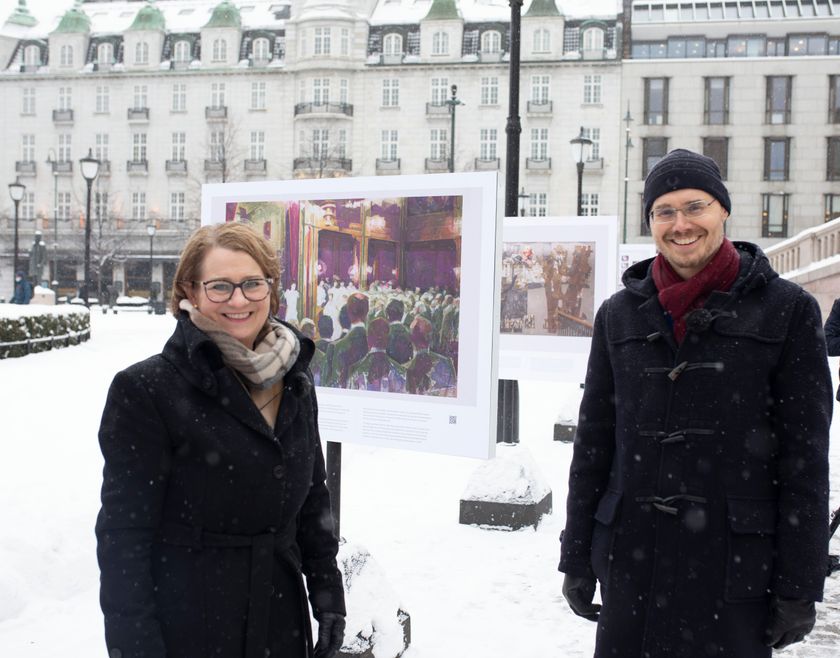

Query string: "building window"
[533, 28, 550, 53]
[581, 128, 600, 159]
[582, 27, 604, 51]
[430, 129, 448, 160]
[703, 137, 729, 180]
[581, 193, 600, 216]
[21, 134, 35, 162]
[313, 78, 330, 105]
[133, 85, 148, 110]
[212, 38, 227, 62]
[312, 129, 329, 158]
[96, 86, 110, 113]
[95, 133, 109, 162]
[211, 83, 226, 108]
[132, 192, 147, 221]
[171, 132, 186, 160]
[642, 137, 668, 177]
[135, 41, 149, 65]
[481, 31, 502, 54]
[432, 31, 449, 56]
[383, 33, 402, 56]
[644, 78, 668, 125]
[728, 35, 766, 57]
[766, 76, 792, 124]
[829, 76, 840, 123]
[23, 44, 41, 67]
[480, 77, 499, 105]
[762, 194, 788, 237]
[381, 130, 398, 160]
[58, 87, 72, 111]
[382, 79, 399, 107]
[252, 38, 270, 64]
[704, 77, 729, 125]
[340, 28, 350, 56]
[171, 192, 185, 221]
[250, 131, 265, 160]
[251, 82, 266, 110]
[58, 134, 72, 162]
[340, 79, 349, 104]
[583, 75, 602, 104]
[480, 128, 497, 160]
[337, 130, 347, 158]
[528, 193, 548, 217]
[314, 27, 331, 55]
[825, 194, 840, 222]
[133, 133, 147, 162]
[530, 128, 549, 160]
[97, 42, 114, 66]
[828, 137, 840, 181]
[764, 138, 790, 181]
[22, 87, 35, 115]
[94, 192, 108, 224]
[174, 40, 191, 63]
[788, 34, 827, 56]
[58, 191, 71, 221]
[531, 75, 550, 103]
[210, 130, 225, 161]
[639, 194, 651, 237]
[172, 84, 186, 112]
[21, 192, 34, 221]
[60, 44, 73, 67]
[431, 77, 448, 105]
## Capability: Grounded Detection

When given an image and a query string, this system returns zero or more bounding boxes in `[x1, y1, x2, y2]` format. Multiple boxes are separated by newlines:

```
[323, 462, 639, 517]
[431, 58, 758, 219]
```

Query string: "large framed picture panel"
[498, 216, 619, 384]
[618, 243, 657, 287]
[201, 172, 500, 459]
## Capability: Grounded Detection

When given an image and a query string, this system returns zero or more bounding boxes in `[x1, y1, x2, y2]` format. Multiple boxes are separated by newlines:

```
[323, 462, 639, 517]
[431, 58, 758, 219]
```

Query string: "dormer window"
[23, 44, 41, 67]
[432, 31, 449, 56]
[135, 41, 149, 65]
[383, 33, 402, 56]
[60, 45, 74, 67]
[98, 42, 114, 66]
[583, 27, 604, 52]
[174, 40, 191, 64]
[481, 31, 501, 54]
[533, 28, 550, 54]
[253, 37, 271, 65]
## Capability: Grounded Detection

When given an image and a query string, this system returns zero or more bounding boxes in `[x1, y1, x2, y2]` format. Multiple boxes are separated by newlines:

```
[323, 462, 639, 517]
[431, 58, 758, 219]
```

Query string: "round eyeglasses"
[650, 198, 718, 224]
[195, 278, 273, 303]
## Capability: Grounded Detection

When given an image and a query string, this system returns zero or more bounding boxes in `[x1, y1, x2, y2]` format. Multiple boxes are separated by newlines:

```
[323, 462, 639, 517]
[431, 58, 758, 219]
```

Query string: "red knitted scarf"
[652, 238, 740, 343]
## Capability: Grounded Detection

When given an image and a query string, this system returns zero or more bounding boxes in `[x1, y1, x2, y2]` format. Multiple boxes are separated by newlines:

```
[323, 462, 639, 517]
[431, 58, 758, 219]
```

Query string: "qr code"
[449, 415, 457, 424]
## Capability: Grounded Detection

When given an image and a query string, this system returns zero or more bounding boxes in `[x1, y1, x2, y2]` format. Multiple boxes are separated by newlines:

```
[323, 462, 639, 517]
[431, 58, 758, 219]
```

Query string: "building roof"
[524, 0, 562, 18]
[422, 0, 461, 20]
[370, 0, 618, 26]
[5, 1, 37, 27]
[54, 4, 92, 34]
[128, 1, 166, 31]
[204, 0, 242, 28]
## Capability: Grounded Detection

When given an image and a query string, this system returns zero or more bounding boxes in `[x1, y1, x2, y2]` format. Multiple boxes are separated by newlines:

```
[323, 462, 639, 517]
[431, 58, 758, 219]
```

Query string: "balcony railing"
[375, 158, 401, 174]
[204, 159, 224, 173]
[52, 109, 74, 123]
[15, 161, 37, 175]
[127, 107, 150, 121]
[526, 101, 553, 114]
[244, 159, 267, 174]
[425, 158, 449, 172]
[293, 157, 352, 172]
[525, 157, 552, 171]
[584, 157, 604, 172]
[166, 159, 188, 175]
[52, 160, 73, 175]
[425, 103, 450, 117]
[205, 105, 228, 120]
[474, 157, 500, 171]
[293, 102, 354, 117]
[127, 159, 149, 175]
[98, 160, 111, 176]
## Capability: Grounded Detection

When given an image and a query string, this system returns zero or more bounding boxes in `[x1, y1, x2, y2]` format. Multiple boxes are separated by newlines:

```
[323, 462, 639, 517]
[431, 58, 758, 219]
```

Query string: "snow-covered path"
[0, 311, 838, 657]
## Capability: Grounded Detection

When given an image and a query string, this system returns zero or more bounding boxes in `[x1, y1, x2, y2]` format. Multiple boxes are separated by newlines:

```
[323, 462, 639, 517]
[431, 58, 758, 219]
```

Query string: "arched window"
[533, 28, 550, 53]
[432, 31, 449, 55]
[174, 40, 191, 63]
[481, 30, 501, 54]
[252, 37, 271, 64]
[60, 44, 74, 67]
[23, 44, 41, 67]
[383, 33, 403, 56]
[97, 42, 114, 66]
[583, 27, 604, 51]
[135, 41, 149, 65]
[212, 38, 227, 62]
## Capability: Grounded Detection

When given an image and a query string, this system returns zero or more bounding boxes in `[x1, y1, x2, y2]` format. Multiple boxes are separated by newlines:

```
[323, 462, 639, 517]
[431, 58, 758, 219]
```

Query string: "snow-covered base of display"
[337, 542, 410, 658]
[458, 444, 553, 530]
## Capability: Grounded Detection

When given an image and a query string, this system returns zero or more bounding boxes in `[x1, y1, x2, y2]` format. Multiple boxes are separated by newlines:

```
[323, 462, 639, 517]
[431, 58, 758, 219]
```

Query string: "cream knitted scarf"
[180, 299, 300, 390]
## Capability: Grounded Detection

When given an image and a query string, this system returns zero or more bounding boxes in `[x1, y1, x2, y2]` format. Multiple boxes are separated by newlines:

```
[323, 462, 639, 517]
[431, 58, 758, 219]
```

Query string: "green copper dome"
[128, 1, 166, 32]
[7, 1, 38, 28]
[54, 5, 91, 34]
[524, 0, 562, 18]
[204, 1, 242, 29]
[422, 0, 459, 21]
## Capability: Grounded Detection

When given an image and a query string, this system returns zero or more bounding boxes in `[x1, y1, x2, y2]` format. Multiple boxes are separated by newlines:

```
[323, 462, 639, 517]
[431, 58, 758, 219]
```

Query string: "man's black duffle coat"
[96, 313, 345, 658]
[560, 242, 832, 657]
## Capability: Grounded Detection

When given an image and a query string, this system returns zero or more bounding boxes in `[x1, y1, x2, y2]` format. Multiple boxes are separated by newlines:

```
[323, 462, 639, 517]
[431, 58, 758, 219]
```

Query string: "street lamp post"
[46, 149, 59, 291]
[569, 126, 593, 217]
[147, 223, 156, 303]
[445, 84, 463, 173]
[622, 105, 634, 242]
[8, 178, 26, 282]
[79, 149, 101, 306]
[518, 187, 528, 217]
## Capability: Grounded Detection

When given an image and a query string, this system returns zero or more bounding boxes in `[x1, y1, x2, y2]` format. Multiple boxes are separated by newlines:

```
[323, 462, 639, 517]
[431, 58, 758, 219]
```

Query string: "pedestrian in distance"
[95, 222, 345, 658]
[559, 148, 832, 657]
[10, 270, 33, 304]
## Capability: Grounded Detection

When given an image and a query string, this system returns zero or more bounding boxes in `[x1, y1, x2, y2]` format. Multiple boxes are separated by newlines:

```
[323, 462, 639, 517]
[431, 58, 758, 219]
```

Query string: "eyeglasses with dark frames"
[194, 278, 273, 303]
[650, 198, 718, 224]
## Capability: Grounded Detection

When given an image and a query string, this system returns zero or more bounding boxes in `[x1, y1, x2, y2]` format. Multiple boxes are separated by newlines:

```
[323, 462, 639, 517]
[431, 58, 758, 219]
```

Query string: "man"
[323, 292, 369, 388]
[405, 316, 456, 397]
[11, 271, 33, 304]
[559, 149, 832, 657]
[385, 298, 413, 364]
[347, 318, 407, 393]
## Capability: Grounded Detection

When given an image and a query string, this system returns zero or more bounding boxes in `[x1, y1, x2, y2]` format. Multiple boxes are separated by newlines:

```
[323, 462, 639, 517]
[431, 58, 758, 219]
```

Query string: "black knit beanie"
[643, 149, 731, 224]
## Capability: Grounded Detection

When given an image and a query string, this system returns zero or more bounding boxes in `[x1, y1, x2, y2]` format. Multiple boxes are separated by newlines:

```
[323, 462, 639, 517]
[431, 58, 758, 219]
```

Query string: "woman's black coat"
[96, 313, 345, 658]
[559, 243, 832, 658]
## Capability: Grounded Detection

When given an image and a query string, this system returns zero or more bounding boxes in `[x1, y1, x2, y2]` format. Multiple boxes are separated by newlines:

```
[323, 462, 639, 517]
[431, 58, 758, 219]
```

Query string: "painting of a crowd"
[501, 242, 595, 338]
[226, 195, 462, 397]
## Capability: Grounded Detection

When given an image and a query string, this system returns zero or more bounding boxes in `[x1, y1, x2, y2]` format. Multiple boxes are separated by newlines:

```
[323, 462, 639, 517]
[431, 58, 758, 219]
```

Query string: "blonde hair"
[170, 222, 281, 315]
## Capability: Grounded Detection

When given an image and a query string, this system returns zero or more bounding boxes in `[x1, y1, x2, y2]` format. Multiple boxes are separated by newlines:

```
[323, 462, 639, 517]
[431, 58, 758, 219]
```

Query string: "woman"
[96, 222, 345, 658]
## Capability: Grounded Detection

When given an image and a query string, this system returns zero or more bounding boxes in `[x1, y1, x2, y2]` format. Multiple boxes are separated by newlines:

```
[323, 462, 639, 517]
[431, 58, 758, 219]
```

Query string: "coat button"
[272, 464, 285, 479]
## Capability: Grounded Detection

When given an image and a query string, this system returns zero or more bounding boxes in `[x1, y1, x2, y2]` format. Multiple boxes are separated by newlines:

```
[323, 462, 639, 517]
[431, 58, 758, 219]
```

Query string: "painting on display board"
[498, 216, 619, 384]
[618, 242, 657, 287]
[202, 172, 500, 459]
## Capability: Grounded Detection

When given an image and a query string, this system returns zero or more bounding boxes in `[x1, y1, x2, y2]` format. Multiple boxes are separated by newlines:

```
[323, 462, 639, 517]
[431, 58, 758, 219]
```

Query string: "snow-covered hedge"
[0, 305, 90, 359]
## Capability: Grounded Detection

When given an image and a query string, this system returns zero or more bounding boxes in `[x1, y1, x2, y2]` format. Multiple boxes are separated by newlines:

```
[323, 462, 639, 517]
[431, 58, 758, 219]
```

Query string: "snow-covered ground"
[0, 311, 838, 657]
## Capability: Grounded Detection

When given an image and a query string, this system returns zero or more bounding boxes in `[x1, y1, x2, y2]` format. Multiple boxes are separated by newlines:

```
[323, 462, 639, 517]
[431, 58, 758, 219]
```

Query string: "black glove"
[314, 612, 346, 658]
[562, 574, 601, 622]
[765, 596, 816, 649]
